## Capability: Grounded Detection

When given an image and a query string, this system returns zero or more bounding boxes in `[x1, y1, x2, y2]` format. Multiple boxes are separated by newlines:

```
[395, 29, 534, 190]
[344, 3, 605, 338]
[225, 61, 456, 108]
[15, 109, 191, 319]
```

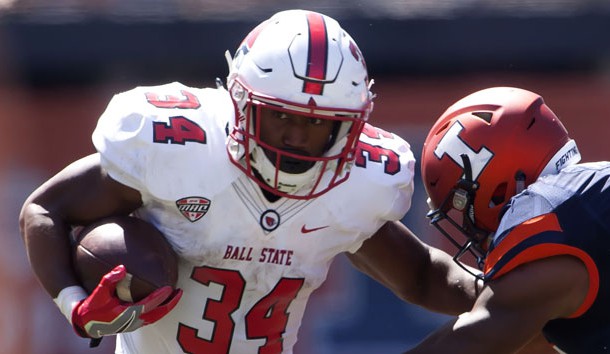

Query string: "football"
[73, 215, 178, 302]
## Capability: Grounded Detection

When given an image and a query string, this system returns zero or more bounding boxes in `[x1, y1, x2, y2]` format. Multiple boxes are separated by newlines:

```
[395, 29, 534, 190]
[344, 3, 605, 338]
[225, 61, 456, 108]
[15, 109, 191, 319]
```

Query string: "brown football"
[73, 215, 178, 302]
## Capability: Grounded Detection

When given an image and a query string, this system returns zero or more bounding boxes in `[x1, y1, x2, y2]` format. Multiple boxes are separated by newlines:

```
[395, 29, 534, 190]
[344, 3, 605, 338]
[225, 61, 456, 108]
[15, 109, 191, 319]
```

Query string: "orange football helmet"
[421, 87, 581, 269]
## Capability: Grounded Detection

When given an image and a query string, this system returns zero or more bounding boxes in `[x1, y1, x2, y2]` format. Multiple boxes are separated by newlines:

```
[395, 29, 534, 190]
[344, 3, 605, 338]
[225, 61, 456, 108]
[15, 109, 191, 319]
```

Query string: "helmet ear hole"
[489, 182, 507, 207]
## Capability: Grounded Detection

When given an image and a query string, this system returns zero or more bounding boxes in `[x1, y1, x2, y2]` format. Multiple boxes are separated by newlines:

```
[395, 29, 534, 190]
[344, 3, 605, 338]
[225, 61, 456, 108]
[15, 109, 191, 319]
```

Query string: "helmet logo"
[434, 121, 493, 181]
[231, 20, 270, 75]
[348, 40, 367, 72]
[235, 20, 269, 62]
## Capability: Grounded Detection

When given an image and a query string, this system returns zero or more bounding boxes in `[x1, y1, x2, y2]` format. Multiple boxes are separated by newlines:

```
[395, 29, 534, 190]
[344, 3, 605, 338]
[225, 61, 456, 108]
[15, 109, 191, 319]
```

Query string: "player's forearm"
[403, 315, 492, 354]
[19, 201, 80, 298]
[404, 311, 539, 354]
[422, 248, 481, 315]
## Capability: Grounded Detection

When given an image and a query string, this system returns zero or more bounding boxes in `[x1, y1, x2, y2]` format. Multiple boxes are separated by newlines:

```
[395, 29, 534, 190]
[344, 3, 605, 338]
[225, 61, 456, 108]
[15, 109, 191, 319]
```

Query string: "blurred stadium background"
[1, 1, 609, 353]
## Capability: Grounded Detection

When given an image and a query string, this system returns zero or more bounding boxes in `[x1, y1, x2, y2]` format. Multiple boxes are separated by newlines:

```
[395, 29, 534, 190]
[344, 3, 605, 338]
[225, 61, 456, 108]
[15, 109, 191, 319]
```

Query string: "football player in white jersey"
[19, 9, 481, 354]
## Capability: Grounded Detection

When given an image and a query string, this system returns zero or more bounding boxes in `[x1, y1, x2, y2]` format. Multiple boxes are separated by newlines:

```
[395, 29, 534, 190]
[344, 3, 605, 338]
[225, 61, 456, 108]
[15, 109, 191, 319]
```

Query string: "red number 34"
[178, 267, 304, 354]
[146, 90, 207, 145]
[145, 90, 304, 354]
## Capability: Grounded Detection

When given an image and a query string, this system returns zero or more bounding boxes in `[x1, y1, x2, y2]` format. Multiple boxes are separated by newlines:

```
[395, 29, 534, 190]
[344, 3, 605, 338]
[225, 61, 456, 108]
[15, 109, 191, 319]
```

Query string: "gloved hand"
[71, 265, 182, 340]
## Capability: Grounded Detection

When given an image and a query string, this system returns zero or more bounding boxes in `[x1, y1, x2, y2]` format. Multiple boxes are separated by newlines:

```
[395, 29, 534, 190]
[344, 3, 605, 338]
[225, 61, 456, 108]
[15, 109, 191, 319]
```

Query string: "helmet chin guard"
[249, 144, 324, 195]
[225, 10, 373, 199]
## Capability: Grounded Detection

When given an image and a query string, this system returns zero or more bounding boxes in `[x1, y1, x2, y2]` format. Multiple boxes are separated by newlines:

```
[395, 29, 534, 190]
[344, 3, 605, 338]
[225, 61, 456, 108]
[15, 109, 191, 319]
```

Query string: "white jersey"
[92, 82, 415, 354]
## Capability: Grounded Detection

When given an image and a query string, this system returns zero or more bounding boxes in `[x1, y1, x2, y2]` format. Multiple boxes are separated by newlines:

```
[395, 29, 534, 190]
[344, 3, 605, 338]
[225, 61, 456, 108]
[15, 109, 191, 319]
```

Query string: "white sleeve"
[92, 89, 152, 193]
[91, 83, 239, 201]
[334, 128, 417, 254]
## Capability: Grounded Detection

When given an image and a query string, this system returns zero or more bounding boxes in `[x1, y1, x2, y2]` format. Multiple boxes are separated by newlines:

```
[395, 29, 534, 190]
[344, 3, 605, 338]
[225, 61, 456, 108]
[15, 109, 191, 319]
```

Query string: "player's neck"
[261, 187, 282, 203]
[252, 169, 283, 203]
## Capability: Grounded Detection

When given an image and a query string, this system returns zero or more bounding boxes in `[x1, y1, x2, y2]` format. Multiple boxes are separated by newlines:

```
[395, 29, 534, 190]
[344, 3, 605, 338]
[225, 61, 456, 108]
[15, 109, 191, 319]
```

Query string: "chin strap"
[453, 154, 479, 212]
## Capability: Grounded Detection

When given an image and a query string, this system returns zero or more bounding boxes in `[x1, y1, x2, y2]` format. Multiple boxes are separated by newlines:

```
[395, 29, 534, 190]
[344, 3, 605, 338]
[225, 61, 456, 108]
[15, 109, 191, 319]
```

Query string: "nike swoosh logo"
[301, 225, 329, 234]
[116, 309, 138, 334]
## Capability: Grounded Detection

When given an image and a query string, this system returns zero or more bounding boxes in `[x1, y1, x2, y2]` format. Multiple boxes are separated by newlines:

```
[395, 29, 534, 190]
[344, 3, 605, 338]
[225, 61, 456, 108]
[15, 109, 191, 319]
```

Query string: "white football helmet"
[226, 9, 374, 199]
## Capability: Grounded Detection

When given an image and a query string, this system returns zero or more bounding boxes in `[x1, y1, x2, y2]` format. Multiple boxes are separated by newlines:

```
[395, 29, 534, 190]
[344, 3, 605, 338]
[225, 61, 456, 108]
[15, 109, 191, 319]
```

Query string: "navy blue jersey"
[483, 162, 610, 353]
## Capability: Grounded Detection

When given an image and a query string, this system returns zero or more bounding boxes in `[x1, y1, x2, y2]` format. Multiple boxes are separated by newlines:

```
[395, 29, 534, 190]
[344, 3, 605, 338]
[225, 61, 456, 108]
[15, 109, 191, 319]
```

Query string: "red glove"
[72, 265, 182, 339]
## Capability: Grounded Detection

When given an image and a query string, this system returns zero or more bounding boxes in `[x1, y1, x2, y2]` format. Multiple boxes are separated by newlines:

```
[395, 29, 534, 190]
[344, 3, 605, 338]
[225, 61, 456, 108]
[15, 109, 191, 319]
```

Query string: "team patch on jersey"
[260, 209, 280, 232]
[176, 197, 211, 222]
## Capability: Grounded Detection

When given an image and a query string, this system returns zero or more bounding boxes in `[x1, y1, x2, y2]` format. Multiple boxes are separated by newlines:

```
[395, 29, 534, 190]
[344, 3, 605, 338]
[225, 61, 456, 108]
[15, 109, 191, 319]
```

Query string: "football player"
[405, 86, 608, 353]
[19, 10, 481, 354]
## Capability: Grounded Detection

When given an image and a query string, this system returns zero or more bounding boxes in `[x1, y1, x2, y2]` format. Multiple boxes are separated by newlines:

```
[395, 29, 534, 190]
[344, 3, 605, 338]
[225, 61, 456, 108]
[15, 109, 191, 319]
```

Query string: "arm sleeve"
[91, 89, 152, 193]
[344, 131, 417, 253]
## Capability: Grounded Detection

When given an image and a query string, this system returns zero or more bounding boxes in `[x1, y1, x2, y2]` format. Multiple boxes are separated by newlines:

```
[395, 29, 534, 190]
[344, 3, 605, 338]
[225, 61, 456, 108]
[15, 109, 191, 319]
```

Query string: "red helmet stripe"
[303, 12, 328, 95]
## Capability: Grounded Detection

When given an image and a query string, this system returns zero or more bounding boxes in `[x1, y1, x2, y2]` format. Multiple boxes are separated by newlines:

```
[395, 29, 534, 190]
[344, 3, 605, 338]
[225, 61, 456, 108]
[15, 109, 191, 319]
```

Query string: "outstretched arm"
[403, 255, 588, 354]
[346, 220, 481, 315]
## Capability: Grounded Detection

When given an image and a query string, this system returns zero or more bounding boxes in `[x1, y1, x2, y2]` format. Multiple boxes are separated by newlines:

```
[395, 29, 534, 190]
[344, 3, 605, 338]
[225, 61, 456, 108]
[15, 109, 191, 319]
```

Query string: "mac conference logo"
[176, 197, 211, 222]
